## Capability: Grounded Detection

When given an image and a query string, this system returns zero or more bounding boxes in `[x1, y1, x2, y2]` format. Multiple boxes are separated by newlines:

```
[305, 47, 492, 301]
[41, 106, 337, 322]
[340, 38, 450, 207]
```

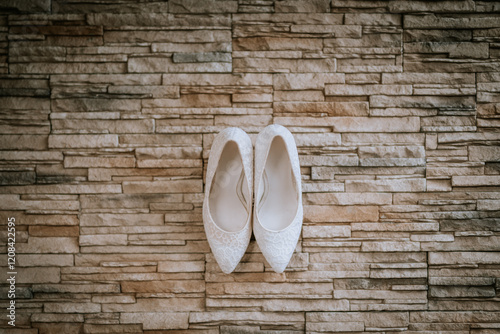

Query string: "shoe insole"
[258, 136, 298, 231]
[209, 141, 250, 232]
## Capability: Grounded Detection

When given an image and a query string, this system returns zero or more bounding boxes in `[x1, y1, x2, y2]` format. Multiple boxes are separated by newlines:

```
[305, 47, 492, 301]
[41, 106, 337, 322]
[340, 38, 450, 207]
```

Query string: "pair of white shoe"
[203, 124, 303, 274]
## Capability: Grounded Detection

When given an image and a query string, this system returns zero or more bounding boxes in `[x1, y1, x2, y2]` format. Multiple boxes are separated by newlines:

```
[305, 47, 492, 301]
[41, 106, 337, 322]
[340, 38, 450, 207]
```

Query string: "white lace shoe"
[253, 124, 303, 273]
[203, 127, 253, 274]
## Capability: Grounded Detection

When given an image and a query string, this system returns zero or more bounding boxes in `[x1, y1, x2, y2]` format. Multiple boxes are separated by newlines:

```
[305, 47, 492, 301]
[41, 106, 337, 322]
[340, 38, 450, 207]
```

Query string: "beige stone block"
[370, 268, 427, 279]
[91, 295, 134, 304]
[234, 58, 335, 73]
[406, 41, 489, 58]
[0, 150, 62, 161]
[346, 178, 426, 192]
[233, 13, 343, 24]
[80, 213, 164, 226]
[362, 241, 420, 252]
[478, 199, 500, 211]
[123, 180, 202, 193]
[0, 267, 60, 284]
[29, 226, 79, 237]
[189, 311, 304, 324]
[370, 95, 475, 109]
[302, 181, 345, 193]
[17, 237, 79, 254]
[53, 119, 154, 134]
[343, 133, 425, 145]
[51, 73, 162, 86]
[162, 73, 272, 86]
[303, 225, 351, 238]
[305, 193, 392, 205]
[136, 159, 202, 168]
[44, 302, 101, 313]
[103, 297, 204, 313]
[119, 134, 202, 147]
[274, 90, 325, 102]
[275, 116, 420, 132]
[32, 323, 83, 334]
[326, 84, 412, 96]
[311, 252, 426, 264]
[345, 13, 401, 25]
[169, 0, 237, 12]
[121, 280, 205, 293]
[31, 313, 84, 323]
[422, 236, 500, 251]
[410, 234, 454, 242]
[293, 133, 341, 146]
[32, 283, 120, 294]
[64, 155, 135, 168]
[10, 62, 126, 74]
[382, 72, 475, 84]
[274, 102, 368, 116]
[136, 147, 202, 160]
[0, 96, 49, 110]
[360, 146, 425, 159]
[48, 134, 118, 148]
[291, 25, 361, 37]
[438, 132, 500, 144]
[273, 73, 344, 90]
[214, 115, 272, 126]
[21, 215, 79, 226]
[427, 179, 452, 192]
[121, 312, 189, 330]
[15, 254, 73, 267]
[87, 13, 230, 27]
[334, 289, 425, 300]
[306, 321, 364, 332]
[233, 93, 273, 103]
[307, 311, 409, 327]
[469, 146, 500, 162]
[0, 134, 48, 150]
[429, 251, 500, 265]
[1, 183, 120, 195]
[262, 299, 348, 312]
[208, 282, 332, 296]
[275, 0, 330, 12]
[405, 14, 500, 29]
[105, 30, 230, 43]
[128, 56, 232, 73]
[429, 277, 495, 286]
[304, 205, 378, 223]
[79, 234, 128, 246]
[421, 115, 476, 132]
[142, 94, 231, 108]
[0, 194, 79, 211]
[82, 324, 142, 333]
[452, 175, 500, 187]
[234, 37, 323, 51]
[431, 285, 496, 298]
[411, 311, 500, 323]
[300, 154, 358, 166]
[158, 261, 205, 272]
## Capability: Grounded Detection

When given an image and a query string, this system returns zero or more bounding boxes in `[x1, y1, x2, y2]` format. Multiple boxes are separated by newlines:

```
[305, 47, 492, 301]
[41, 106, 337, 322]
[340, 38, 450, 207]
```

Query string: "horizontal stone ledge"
[123, 180, 202, 194]
[304, 205, 379, 223]
[275, 116, 420, 132]
[274, 101, 369, 116]
[452, 175, 500, 187]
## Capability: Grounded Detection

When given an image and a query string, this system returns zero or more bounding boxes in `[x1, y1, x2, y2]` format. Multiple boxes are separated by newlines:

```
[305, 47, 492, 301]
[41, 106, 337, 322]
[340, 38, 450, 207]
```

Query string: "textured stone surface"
[1, 2, 499, 333]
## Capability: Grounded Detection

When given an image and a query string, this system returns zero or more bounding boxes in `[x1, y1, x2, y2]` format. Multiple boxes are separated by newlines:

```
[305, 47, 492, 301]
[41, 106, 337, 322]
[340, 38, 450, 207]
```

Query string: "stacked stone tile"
[0, 0, 499, 332]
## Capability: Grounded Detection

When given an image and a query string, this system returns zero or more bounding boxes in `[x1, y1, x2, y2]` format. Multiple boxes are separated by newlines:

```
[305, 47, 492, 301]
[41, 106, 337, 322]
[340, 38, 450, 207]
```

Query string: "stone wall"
[0, 0, 499, 333]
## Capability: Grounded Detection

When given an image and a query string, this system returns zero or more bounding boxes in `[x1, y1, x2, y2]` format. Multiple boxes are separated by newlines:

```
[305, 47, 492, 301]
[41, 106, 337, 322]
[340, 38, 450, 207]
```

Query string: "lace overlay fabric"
[203, 127, 253, 274]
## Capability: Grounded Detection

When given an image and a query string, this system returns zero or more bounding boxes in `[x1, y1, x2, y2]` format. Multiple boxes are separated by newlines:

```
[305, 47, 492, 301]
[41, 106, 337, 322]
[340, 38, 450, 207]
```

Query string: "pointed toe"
[253, 125, 303, 273]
